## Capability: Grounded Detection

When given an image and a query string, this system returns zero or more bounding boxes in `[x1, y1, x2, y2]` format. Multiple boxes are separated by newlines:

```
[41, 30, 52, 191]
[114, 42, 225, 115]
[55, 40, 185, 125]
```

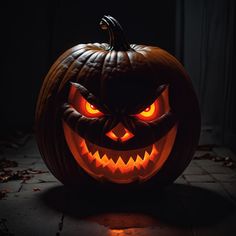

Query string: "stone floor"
[0, 134, 236, 236]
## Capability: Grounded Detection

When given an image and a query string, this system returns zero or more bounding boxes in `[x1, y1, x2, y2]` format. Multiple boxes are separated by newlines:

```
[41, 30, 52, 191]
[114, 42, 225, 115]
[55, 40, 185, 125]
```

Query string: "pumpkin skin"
[35, 16, 200, 188]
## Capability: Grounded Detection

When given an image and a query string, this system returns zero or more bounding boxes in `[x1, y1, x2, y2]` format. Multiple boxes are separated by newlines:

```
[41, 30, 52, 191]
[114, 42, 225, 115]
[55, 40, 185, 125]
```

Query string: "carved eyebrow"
[133, 84, 169, 114]
[155, 84, 168, 97]
[70, 82, 93, 100]
[70, 82, 109, 112]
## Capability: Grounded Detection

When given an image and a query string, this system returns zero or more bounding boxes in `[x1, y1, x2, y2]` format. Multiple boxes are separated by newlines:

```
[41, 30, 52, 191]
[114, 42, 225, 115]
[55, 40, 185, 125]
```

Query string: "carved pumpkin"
[36, 16, 200, 187]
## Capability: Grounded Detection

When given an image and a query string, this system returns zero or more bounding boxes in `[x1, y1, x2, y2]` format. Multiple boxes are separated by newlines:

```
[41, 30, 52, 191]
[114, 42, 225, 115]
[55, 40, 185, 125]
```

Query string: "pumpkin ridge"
[82, 51, 109, 92]
[101, 50, 118, 82]
[38, 46, 89, 114]
[36, 53, 77, 120]
[58, 48, 100, 91]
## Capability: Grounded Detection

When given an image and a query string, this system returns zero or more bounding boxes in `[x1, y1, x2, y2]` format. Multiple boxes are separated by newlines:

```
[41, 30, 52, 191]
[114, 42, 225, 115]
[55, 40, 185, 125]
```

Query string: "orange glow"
[136, 100, 158, 121]
[106, 128, 134, 142]
[68, 83, 103, 118]
[63, 121, 177, 183]
[135, 87, 170, 121]
[84, 100, 103, 117]
[63, 86, 177, 184]
[79, 97, 103, 118]
[120, 129, 134, 142]
[79, 141, 159, 174]
[106, 130, 119, 141]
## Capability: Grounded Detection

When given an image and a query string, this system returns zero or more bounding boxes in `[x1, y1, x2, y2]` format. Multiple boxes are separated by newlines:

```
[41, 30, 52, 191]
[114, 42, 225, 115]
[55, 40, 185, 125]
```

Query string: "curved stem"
[100, 15, 132, 51]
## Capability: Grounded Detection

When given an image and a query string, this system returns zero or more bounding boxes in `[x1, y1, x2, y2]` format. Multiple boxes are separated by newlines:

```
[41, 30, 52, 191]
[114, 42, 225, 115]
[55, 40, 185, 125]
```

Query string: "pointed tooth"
[98, 150, 102, 159]
[150, 145, 158, 162]
[142, 151, 150, 169]
[110, 158, 116, 166]
[102, 157, 112, 168]
[136, 155, 143, 163]
[125, 156, 135, 166]
[115, 157, 126, 172]
[93, 151, 100, 160]
[80, 140, 86, 148]
[101, 154, 109, 162]
[144, 151, 149, 160]
[95, 158, 102, 167]
[135, 155, 143, 169]
[101, 154, 109, 166]
[80, 140, 89, 155]
[93, 151, 102, 167]
[98, 148, 106, 158]
[115, 156, 121, 165]
[126, 157, 135, 165]
[88, 152, 95, 162]
[107, 159, 116, 173]
[81, 145, 88, 155]
[126, 157, 135, 172]
[152, 144, 158, 155]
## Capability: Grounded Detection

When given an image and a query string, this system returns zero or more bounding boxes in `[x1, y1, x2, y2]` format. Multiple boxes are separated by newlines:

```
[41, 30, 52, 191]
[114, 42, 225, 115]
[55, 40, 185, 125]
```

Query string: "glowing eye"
[71, 93, 103, 118]
[136, 101, 159, 121]
[84, 101, 103, 117]
[68, 83, 104, 118]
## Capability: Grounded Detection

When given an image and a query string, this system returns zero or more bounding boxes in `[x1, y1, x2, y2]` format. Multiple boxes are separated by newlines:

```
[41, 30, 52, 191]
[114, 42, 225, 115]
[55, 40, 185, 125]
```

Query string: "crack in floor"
[56, 213, 64, 236]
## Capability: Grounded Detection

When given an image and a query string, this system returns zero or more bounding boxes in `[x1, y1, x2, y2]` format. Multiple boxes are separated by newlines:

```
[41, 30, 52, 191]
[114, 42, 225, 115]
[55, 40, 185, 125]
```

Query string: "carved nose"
[106, 123, 134, 142]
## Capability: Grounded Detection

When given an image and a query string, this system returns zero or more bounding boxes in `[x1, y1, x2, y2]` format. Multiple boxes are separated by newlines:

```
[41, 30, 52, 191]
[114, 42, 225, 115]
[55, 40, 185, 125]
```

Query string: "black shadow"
[40, 183, 236, 229]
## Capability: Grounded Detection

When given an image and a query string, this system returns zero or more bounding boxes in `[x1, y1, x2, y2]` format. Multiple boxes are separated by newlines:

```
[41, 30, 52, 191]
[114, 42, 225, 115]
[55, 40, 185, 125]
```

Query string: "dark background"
[0, 0, 235, 151]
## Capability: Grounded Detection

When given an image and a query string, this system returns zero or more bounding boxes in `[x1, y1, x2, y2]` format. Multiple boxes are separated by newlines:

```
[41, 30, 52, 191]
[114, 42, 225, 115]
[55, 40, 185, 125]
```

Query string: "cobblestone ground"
[0, 135, 236, 236]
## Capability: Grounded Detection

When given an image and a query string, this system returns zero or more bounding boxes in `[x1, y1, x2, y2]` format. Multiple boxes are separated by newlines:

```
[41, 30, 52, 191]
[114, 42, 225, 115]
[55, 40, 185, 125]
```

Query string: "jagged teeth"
[81, 141, 158, 174]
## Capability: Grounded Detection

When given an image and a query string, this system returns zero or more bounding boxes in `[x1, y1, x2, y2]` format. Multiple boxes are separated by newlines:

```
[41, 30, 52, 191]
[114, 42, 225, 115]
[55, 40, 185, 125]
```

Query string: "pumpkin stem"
[100, 15, 132, 51]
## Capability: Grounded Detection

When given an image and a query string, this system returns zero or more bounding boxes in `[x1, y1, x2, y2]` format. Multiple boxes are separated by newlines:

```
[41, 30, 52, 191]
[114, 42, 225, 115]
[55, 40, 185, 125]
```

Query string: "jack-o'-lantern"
[36, 16, 200, 187]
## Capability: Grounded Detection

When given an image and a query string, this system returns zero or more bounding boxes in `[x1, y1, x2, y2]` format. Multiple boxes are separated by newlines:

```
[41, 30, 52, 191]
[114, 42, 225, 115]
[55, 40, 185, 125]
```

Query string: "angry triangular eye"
[69, 83, 104, 118]
[135, 100, 159, 121]
[135, 86, 170, 121]
[82, 97, 104, 118]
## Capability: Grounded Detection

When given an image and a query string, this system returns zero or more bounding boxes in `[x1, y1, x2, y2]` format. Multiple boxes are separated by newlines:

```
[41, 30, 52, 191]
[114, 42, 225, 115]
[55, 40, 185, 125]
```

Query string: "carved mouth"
[63, 122, 177, 184]
[80, 139, 158, 174]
